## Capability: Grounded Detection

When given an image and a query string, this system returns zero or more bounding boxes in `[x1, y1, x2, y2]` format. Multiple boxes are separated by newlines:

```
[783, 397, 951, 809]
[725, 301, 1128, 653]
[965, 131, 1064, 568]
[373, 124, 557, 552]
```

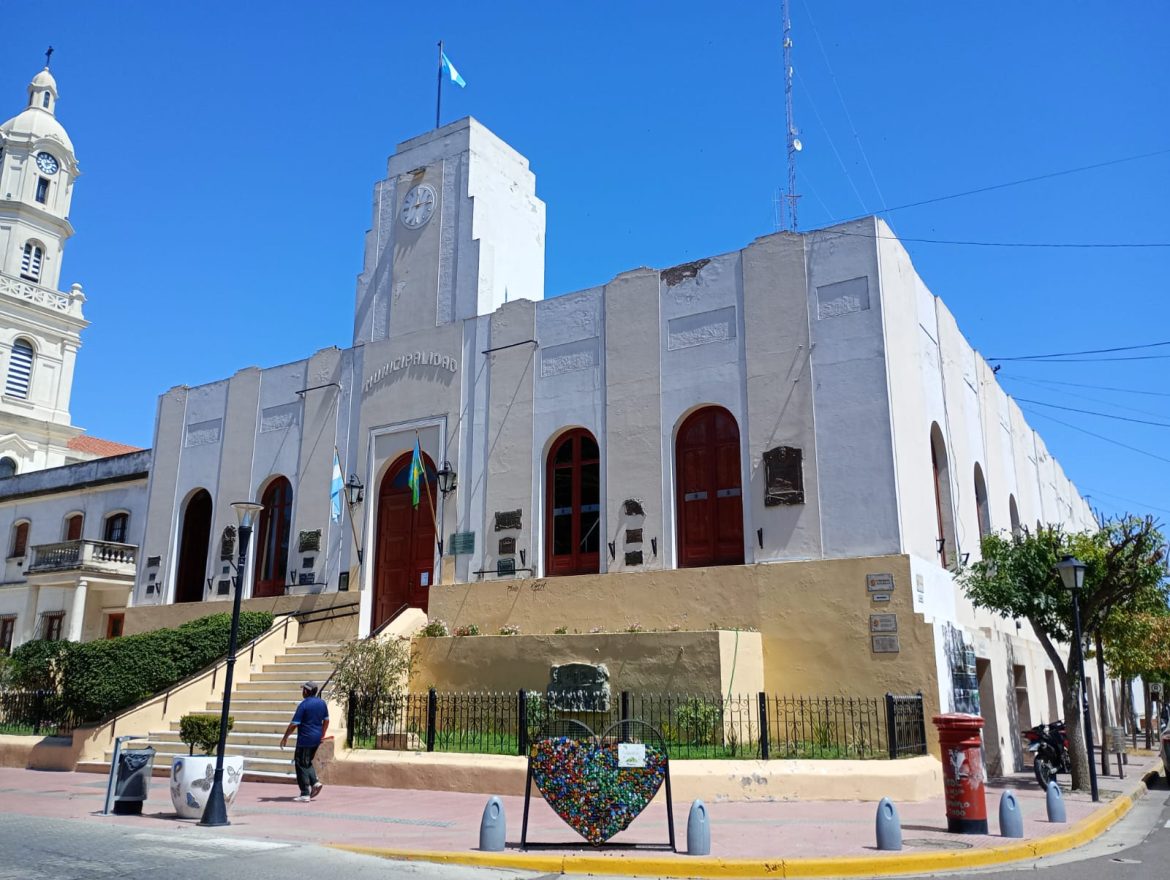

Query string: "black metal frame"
[519, 718, 676, 852]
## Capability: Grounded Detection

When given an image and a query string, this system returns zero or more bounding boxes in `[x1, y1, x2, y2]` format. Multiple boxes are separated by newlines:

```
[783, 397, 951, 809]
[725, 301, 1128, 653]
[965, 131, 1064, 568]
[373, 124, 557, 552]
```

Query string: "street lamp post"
[199, 500, 265, 827]
[1056, 554, 1099, 803]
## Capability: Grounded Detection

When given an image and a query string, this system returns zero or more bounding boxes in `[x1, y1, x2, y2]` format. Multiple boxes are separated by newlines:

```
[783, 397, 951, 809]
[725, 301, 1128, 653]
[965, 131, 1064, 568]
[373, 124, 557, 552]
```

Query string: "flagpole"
[436, 40, 443, 129]
[415, 432, 443, 555]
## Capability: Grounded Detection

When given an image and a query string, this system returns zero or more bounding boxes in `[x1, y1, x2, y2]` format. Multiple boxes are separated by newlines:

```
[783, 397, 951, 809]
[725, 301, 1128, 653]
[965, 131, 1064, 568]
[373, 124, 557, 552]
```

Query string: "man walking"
[280, 681, 329, 802]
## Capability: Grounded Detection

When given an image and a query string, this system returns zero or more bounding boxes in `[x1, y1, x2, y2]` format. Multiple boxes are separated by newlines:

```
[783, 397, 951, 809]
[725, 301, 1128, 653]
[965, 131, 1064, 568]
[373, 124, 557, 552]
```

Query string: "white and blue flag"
[330, 451, 344, 522]
[441, 52, 466, 88]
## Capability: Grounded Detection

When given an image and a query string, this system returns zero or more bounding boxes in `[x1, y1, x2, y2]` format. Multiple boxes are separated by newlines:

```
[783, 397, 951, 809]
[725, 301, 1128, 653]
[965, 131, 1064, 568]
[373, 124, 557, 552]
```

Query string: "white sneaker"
[293, 795, 311, 802]
[310, 783, 324, 799]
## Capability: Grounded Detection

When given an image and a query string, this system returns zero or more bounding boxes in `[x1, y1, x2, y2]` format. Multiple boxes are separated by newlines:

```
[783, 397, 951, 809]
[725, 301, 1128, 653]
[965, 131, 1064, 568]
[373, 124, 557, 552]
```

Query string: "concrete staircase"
[82, 642, 341, 783]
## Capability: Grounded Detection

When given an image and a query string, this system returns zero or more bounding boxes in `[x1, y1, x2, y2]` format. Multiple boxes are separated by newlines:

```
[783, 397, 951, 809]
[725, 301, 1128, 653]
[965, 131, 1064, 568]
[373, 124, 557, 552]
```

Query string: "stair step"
[151, 731, 286, 747]
[209, 700, 301, 712]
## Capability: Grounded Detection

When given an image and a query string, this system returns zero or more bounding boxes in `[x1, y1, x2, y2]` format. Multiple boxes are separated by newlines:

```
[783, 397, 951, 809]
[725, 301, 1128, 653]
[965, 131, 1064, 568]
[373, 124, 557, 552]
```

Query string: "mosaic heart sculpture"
[529, 723, 668, 846]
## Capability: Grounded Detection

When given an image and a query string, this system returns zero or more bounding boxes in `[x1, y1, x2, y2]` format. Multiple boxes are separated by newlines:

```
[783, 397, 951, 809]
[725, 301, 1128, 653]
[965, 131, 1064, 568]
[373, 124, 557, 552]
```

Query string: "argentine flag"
[441, 52, 466, 88]
[330, 451, 344, 522]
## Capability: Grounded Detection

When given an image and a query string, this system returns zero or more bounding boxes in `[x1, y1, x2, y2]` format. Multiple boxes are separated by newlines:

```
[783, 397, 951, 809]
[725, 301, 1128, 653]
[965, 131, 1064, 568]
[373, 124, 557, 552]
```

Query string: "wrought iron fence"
[0, 689, 78, 736]
[348, 689, 927, 760]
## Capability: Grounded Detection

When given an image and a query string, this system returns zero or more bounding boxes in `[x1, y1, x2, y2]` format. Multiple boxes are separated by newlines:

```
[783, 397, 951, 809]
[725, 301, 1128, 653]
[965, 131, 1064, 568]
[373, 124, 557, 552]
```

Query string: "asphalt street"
[0, 814, 537, 880]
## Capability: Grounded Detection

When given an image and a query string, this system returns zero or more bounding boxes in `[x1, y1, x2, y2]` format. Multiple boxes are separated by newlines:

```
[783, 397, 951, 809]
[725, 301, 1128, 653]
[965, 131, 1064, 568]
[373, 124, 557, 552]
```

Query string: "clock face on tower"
[35, 152, 59, 175]
[400, 184, 436, 229]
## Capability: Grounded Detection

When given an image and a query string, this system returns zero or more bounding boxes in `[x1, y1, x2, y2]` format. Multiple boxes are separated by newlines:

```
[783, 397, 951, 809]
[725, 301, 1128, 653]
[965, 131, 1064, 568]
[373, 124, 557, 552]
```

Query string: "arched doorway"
[373, 451, 437, 629]
[676, 406, 744, 568]
[930, 423, 957, 567]
[545, 429, 601, 576]
[175, 489, 212, 603]
[253, 476, 293, 598]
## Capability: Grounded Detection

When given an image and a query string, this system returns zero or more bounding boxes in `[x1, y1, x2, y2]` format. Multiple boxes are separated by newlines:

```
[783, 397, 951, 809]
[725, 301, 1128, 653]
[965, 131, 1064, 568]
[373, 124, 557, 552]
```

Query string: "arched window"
[545, 429, 601, 576]
[0, 457, 16, 478]
[20, 242, 43, 281]
[6, 339, 34, 398]
[63, 513, 83, 541]
[973, 464, 991, 541]
[41, 91, 50, 109]
[1009, 495, 1021, 536]
[9, 521, 29, 558]
[103, 512, 129, 544]
[254, 477, 293, 598]
[930, 423, 958, 568]
[676, 406, 744, 568]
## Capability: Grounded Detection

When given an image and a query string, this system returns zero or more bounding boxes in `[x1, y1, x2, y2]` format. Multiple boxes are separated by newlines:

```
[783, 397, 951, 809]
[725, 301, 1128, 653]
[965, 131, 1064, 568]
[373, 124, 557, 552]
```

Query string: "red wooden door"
[545, 430, 601, 576]
[373, 453, 437, 629]
[65, 514, 83, 541]
[253, 477, 293, 598]
[676, 407, 744, 568]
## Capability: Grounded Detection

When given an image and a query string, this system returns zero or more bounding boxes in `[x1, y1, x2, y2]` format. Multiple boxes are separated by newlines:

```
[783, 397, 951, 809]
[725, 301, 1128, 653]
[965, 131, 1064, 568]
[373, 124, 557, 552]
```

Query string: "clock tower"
[0, 64, 89, 476]
[353, 117, 546, 344]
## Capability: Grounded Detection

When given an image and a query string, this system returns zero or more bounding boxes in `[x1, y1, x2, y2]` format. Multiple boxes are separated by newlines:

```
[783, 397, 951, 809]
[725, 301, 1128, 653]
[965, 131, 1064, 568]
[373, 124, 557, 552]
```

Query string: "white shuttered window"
[20, 243, 43, 282]
[6, 339, 33, 398]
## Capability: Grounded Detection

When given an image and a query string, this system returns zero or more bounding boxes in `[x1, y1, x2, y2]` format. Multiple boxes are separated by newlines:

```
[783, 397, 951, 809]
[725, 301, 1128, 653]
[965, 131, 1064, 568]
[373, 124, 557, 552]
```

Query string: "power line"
[998, 375, 1170, 399]
[841, 146, 1170, 220]
[1082, 487, 1170, 518]
[817, 229, 1170, 248]
[989, 340, 1170, 362]
[1014, 397, 1170, 428]
[1003, 376, 1170, 420]
[993, 355, 1170, 364]
[1022, 408, 1170, 465]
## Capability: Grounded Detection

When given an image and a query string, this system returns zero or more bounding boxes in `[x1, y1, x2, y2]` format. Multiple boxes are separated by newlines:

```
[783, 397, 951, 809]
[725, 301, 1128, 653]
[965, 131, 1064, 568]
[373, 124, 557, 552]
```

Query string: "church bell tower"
[0, 61, 88, 475]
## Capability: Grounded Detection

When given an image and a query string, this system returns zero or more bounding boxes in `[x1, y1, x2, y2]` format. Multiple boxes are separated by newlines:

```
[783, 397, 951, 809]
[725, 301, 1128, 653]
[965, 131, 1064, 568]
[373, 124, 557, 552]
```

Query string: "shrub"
[675, 697, 723, 746]
[180, 713, 233, 756]
[59, 611, 274, 722]
[420, 619, 449, 638]
[497, 624, 520, 636]
[325, 635, 412, 701]
[7, 639, 76, 692]
[453, 624, 481, 637]
[552, 626, 568, 635]
[625, 622, 644, 633]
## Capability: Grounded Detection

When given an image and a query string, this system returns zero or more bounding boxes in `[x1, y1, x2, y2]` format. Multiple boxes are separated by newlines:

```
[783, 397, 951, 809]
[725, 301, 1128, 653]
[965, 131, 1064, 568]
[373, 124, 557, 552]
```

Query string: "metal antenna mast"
[782, 0, 801, 232]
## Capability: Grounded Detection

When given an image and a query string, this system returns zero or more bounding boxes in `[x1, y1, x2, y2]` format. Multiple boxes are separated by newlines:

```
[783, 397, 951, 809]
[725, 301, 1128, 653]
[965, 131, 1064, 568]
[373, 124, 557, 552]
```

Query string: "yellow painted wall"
[413, 630, 763, 695]
[428, 555, 940, 742]
[123, 592, 358, 638]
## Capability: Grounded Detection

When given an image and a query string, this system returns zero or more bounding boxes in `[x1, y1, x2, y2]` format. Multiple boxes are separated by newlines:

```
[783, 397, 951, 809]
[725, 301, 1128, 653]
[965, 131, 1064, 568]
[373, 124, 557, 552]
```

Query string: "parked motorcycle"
[1024, 720, 1071, 789]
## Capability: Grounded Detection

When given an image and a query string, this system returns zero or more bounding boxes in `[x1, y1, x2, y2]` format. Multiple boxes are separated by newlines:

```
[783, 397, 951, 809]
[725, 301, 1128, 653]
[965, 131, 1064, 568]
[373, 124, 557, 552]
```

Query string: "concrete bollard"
[478, 795, 506, 852]
[1045, 781, 1067, 823]
[875, 797, 902, 851]
[998, 790, 1024, 838]
[686, 800, 711, 856]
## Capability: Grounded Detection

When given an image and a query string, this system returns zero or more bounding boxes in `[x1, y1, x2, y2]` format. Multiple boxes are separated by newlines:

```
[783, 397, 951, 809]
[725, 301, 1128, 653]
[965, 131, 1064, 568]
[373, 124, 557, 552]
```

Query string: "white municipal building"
[0, 65, 1105, 773]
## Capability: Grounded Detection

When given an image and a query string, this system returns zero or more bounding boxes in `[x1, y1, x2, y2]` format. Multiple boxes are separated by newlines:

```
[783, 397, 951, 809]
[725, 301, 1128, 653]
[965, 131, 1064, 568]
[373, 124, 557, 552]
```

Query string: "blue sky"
[3, 1, 1168, 526]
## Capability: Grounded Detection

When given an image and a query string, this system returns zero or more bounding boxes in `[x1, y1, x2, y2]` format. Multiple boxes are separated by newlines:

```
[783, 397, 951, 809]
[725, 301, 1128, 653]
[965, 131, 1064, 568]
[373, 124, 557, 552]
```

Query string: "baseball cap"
[302, 681, 319, 693]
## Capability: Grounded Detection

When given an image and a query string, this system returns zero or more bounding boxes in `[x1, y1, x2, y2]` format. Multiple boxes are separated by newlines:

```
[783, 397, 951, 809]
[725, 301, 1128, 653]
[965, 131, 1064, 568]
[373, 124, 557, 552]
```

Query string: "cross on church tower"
[45, 46, 53, 68]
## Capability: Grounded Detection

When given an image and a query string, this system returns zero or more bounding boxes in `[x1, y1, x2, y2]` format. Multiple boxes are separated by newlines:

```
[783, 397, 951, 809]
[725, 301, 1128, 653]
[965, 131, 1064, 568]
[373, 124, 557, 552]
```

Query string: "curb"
[329, 768, 1159, 879]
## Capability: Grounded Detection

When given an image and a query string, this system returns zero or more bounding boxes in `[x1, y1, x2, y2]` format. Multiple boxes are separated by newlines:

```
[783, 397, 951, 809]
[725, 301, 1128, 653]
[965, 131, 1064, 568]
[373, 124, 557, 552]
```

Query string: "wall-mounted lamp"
[607, 541, 616, 560]
[960, 552, 970, 567]
[650, 537, 658, 557]
[437, 460, 458, 496]
[936, 537, 947, 555]
[344, 474, 365, 507]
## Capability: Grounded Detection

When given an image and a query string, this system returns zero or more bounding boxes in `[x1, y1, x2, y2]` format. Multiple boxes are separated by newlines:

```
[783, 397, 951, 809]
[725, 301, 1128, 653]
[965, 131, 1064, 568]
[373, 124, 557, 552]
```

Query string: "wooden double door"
[373, 452, 437, 630]
[676, 406, 744, 568]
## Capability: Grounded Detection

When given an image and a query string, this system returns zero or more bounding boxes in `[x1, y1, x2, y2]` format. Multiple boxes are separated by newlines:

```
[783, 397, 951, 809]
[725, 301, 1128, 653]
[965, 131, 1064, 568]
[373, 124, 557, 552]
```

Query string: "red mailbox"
[932, 713, 988, 834]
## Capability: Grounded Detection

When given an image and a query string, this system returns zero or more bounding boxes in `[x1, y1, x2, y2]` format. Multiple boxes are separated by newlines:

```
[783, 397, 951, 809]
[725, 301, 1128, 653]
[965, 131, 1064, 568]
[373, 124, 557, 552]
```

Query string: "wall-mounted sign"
[449, 531, 475, 555]
[495, 509, 522, 531]
[871, 634, 901, 654]
[870, 613, 898, 633]
[915, 574, 926, 604]
[363, 351, 458, 393]
[866, 573, 895, 593]
[871, 593, 891, 603]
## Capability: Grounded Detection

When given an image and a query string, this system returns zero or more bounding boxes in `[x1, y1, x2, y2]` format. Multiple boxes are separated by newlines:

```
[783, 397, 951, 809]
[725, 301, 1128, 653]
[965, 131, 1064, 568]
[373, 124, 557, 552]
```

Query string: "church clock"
[35, 151, 59, 174]
[400, 184, 436, 229]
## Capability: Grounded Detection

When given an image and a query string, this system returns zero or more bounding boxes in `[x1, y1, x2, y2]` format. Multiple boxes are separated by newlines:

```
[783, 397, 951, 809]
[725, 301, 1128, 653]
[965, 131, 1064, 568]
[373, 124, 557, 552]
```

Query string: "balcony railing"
[26, 539, 137, 576]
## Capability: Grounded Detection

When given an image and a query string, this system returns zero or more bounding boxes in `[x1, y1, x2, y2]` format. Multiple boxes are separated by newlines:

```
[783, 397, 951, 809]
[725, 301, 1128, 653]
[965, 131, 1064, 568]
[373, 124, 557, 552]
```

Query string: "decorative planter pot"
[170, 755, 244, 819]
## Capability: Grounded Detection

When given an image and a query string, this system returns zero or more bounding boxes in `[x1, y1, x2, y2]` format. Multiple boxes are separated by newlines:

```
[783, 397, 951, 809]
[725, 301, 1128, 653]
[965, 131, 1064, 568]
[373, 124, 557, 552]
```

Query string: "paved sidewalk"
[0, 752, 1160, 875]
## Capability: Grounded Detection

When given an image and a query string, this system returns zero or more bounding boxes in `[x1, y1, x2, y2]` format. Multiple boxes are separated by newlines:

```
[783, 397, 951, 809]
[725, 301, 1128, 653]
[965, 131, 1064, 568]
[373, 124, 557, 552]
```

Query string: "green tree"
[960, 517, 1166, 792]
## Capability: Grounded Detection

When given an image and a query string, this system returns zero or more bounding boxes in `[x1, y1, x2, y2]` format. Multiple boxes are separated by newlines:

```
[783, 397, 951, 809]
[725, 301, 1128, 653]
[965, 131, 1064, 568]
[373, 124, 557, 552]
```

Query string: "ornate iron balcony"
[26, 539, 137, 575]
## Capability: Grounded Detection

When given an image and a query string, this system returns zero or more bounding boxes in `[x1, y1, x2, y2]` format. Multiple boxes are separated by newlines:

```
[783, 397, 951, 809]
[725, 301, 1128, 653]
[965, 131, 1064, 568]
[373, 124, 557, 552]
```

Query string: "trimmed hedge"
[9, 611, 274, 723]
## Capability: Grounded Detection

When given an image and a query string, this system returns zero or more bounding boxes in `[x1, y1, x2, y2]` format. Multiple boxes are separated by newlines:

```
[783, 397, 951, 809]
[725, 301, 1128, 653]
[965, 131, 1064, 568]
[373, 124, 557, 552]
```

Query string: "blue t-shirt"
[291, 696, 329, 747]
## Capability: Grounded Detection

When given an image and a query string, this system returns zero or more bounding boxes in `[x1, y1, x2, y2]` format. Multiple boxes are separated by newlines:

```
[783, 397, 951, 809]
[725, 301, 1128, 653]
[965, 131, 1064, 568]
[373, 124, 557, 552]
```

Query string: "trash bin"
[932, 714, 988, 834]
[113, 747, 156, 815]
